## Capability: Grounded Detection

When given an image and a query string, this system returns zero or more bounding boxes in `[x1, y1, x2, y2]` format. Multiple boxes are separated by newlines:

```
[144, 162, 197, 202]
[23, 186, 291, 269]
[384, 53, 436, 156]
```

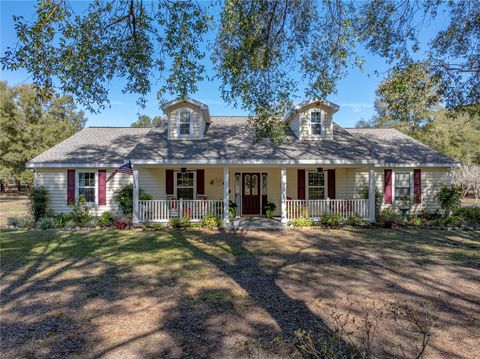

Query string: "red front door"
[242, 173, 261, 215]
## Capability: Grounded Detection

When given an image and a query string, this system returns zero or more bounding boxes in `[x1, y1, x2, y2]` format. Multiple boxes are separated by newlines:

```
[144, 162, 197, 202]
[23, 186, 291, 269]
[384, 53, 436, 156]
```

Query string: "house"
[26, 98, 456, 225]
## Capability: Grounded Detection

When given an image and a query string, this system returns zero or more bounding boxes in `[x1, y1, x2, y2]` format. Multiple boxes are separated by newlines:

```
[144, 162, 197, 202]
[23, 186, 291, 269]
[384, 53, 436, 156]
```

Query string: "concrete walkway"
[228, 217, 284, 230]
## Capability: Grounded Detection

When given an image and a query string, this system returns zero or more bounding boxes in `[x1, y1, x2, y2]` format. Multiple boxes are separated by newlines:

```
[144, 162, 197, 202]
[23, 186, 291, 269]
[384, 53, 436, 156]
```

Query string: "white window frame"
[174, 170, 197, 199]
[308, 108, 323, 137]
[306, 170, 328, 200]
[76, 170, 98, 205]
[392, 170, 414, 203]
[176, 108, 193, 137]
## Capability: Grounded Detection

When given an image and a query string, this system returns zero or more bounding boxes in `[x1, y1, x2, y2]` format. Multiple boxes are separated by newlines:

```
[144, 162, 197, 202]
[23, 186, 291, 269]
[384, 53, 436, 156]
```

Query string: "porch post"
[223, 166, 230, 224]
[368, 168, 376, 222]
[132, 167, 139, 224]
[281, 167, 287, 225]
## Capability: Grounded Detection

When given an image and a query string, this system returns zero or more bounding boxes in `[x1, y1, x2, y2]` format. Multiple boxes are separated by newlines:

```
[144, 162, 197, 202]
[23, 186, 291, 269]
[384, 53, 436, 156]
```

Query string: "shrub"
[408, 215, 423, 226]
[113, 183, 153, 215]
[229, 200, 238, 219]
[346, 215, 367, 227]
[289, 217, 313, 227]
[435, 184, 463, 217]
[54, 213, 69, 228]
[28, 186, 49, 222]
[263, 201, 276, 219]
[68, 195, 92, 226]
[360, 185, 383, 218]
[454, 206, 480, 223]
[320, 213, 344, 228]
[379, 207, 402, 227]
[169, 216, 190, 229]
[36, 216, 56, 230]
[202, 213, 222, 229]
[7, 216, 24, 227]
[153, 223, 164, 230]
[96, 211, 115, 227]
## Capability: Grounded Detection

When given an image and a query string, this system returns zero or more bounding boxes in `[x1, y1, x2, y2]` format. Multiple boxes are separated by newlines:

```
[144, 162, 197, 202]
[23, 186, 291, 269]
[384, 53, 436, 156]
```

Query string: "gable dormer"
[284, 98, 339, 140]
[161, 97, 211, 140]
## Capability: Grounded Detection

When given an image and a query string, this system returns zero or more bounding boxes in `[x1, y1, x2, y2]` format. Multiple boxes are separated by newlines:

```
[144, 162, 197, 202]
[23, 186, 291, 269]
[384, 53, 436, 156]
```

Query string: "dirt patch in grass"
[1, 229, 479, 358]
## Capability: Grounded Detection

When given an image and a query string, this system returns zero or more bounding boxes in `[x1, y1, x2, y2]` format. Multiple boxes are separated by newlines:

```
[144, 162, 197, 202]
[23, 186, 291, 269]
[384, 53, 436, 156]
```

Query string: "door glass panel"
[262, 174, 268, 195]
[244, 175, 251, 195]
[251, 175, 258, 195]
[235, 174, 241, 195]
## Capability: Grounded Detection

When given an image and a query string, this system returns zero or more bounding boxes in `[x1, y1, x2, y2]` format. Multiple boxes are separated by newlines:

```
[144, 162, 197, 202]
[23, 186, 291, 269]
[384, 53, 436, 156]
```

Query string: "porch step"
[229, 217, 284, 230]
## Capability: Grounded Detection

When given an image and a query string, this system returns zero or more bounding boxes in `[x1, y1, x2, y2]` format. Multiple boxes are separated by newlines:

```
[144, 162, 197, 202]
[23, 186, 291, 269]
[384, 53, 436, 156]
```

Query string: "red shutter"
[298, 169, 305, 200]
[327, 169, 336, 199]
[67, 170, 75, 204]
[98, 170, 106, 205]
[414, 169, 421, 203]
[166, 170, 174, 195]
[384, 169, 392, 204]
[197, 169, 205, 195]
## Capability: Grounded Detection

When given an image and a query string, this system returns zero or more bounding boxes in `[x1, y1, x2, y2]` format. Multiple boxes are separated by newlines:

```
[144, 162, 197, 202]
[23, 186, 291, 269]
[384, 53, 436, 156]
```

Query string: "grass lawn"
[1, 228, 479, 358]
[0, 195, 28, 227]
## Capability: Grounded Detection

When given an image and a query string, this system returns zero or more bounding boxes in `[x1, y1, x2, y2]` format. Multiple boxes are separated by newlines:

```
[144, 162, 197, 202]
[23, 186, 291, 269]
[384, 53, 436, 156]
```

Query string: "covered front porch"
[131, 165, 377, 225]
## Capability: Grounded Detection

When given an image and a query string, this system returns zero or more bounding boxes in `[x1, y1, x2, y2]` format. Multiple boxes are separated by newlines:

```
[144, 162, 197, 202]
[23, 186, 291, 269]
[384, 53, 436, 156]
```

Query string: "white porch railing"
[138, 199, 223, 222]
[286, 199, 369, 220]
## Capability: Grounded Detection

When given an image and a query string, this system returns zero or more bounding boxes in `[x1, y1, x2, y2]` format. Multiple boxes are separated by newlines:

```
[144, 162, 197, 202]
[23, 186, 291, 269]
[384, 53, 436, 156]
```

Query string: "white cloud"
[340, 103, 373, 113]
[110, 100, 123, 106]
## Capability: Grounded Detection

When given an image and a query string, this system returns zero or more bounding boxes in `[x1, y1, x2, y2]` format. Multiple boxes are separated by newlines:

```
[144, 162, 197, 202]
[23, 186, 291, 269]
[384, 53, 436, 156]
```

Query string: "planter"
[115, 221, 127, 230]
[266, 210, 274, 219]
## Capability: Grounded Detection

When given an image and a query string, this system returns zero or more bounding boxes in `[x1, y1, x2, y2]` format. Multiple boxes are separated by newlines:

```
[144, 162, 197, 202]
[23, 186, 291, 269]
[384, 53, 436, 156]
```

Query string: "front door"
[242, 173, 261, 215]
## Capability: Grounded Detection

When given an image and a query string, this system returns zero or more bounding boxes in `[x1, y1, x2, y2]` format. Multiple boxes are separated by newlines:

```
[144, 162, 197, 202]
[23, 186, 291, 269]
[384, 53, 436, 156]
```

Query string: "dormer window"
[310, 111, 322, 136]
[178, 110, 192, 136]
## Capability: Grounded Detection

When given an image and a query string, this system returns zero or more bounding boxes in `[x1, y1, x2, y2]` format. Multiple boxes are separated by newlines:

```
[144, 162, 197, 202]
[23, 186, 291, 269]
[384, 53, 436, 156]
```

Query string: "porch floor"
[229, 216, 284, 230]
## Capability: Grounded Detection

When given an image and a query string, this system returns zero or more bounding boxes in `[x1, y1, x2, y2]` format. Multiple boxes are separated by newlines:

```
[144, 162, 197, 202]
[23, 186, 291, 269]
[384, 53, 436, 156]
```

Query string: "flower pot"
[115, 221, 126, 230]
[266, 210, 274, 219]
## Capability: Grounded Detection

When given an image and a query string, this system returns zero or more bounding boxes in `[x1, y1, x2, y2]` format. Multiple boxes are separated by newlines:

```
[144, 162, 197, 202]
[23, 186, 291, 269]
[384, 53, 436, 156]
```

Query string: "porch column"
[368, 168, 376, 222]
[281, 167, 287, 225]
[132, 167, 139, 224]
[223, 166, 230, 224]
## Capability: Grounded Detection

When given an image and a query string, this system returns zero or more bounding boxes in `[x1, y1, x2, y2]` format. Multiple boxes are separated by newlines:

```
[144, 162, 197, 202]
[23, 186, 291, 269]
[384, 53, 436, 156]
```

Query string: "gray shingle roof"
[27, 118, 456, 166]
[344, 128, 456, 165]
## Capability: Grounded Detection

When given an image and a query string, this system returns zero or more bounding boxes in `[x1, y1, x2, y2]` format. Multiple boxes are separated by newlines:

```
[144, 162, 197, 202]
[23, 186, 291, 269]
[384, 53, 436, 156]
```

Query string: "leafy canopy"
[0, 81, 86, 185]
[130, 114, 164, 127]
[2, 0, 478, 140]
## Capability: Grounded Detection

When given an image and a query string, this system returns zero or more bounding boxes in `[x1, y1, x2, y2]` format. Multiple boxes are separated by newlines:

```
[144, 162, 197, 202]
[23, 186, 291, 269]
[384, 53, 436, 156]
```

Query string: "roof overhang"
[161, 97, 211, 124]
[283, 98, 340, 123]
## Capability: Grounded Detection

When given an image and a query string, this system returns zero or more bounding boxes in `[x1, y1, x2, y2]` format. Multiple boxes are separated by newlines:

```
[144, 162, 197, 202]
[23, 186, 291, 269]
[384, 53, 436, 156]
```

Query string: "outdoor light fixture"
[181, 167, 186, 173]
[317, 167, 323, 172]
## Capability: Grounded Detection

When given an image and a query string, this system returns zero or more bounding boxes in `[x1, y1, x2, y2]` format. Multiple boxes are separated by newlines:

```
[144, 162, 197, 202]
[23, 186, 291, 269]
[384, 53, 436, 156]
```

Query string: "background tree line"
[0, 81, 86, 189]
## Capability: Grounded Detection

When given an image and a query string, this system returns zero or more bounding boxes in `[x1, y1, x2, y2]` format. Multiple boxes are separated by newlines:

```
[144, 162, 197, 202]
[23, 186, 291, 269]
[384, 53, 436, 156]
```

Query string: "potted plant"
[229, 200, 237, 219]
[263, 201, 276, 219]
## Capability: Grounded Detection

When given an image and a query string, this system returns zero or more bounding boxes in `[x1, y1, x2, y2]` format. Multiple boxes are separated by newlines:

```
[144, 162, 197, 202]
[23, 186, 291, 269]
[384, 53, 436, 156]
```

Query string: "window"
[394, 172, 411, 202]
[262, 173, 268, 195]
[78, 172, 96, 203]
[178, 110, 192, 136]
[176, 172, 194, 199]
[307, 171, 325, 199]
[310, 111, 322, 136]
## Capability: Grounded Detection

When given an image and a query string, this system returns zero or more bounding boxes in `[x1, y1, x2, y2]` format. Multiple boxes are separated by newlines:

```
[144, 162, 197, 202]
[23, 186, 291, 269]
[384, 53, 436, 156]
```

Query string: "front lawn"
[1, 228, 479, 358]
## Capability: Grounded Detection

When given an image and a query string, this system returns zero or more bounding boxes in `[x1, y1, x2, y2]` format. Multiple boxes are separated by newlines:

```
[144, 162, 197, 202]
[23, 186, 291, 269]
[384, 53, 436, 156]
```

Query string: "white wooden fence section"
[286, 199, 369, 220]
[138, 199, 223, 222]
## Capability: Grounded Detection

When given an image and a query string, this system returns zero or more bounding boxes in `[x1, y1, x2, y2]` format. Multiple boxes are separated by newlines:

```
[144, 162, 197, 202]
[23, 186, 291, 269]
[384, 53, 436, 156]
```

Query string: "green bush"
[454, 206, 480, 223]
[153, 223, 164, 230]
[229, 200, 237, 219]
[28, 186, 49, 222]
[202, 213, 222, 229]
[346, 215, 367, 227]
[113, 183, 153, 215]
[435, 184, 463, 217]
[379, 207, 402, 226]
[360, 186, 383, 218]
[36, 216, 56, 230]
[7, 216, 25, 227]
[68, 195, 92, 226]
[54, 213, 69, 228]
[169, 216, 190, 229]
[408, 215, 423, 226]
[320, 213, 344, 228]
[289, 217, 313, 227]
[96, 211, 115, 227]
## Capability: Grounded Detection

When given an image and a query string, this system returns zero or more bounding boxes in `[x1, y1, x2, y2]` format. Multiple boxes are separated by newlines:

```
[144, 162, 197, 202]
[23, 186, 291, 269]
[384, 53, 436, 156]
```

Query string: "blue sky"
[1, 1, 449, 128]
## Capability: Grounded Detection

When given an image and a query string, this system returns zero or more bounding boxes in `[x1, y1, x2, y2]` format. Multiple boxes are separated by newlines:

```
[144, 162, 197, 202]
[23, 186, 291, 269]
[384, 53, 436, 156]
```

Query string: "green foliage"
[379, 207, 402, 226]
[54, 213, 69, 228]
[28, 186, 49, 222]
[169, 216, 191, 229]
[68, 195, 92, 226]
[202, 214, 223, 230]
[7, 216, 25, 227]
[0, 82, 86, 186]
[153, 223, 164, 230]
[359, 186, 383, 218]
[454, 207, 480, 223]
[435, 185, 463, 217]
[289, 217, 313, 228]
[36, 216, 56, 230]
[229, 200, 237, 219]
[96, 212, 115, 228]
[131, 115, 164, 128]
[346, 215, 367, 227]
[113, 184, 153, 215]
[319, 214, 344, 228]
[263, 201, 276, 219]
[408, 216, 423, 226]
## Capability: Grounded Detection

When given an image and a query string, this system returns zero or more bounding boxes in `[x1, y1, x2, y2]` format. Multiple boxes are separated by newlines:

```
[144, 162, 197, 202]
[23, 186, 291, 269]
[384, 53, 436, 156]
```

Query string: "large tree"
[0, 81, 86, 186]
[2, 0, 478, 139]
